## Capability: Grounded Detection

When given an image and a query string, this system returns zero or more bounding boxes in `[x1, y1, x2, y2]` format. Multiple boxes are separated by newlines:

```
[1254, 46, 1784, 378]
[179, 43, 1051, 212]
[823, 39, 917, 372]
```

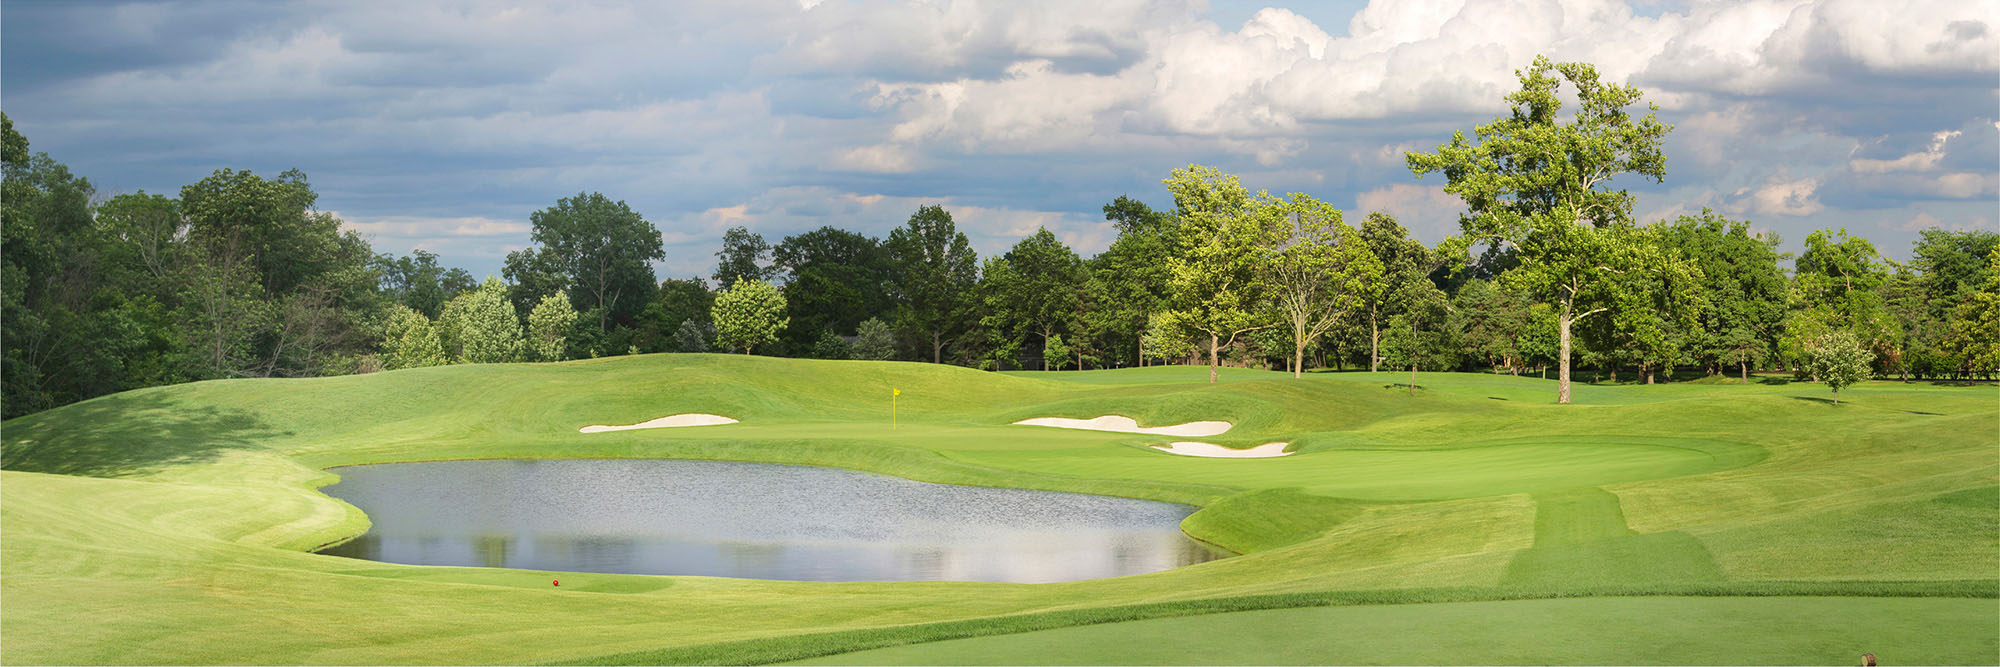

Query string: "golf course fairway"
[2, 354, 1994, 665]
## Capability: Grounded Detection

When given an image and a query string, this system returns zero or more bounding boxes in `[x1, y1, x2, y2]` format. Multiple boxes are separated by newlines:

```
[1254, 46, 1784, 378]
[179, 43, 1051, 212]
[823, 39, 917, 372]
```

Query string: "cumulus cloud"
[1354, 183, 1464, 241]
[3, 0, 1994, 277]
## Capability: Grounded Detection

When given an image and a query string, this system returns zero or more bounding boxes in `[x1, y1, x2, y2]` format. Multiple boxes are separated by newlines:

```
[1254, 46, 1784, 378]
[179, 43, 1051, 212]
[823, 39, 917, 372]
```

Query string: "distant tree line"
[4, 57, 1995, 417]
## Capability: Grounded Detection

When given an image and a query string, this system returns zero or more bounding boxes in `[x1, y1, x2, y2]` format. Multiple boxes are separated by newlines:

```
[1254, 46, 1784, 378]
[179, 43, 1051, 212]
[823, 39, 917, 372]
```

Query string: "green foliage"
[526, 292, 579, 362]
[1042, 334, 1071, 371]
[713, 277, 788, 354]
[673, 319, 714, 353]
[378, 305, 448, 370]
[1162, 165, 1285, 382]
[850, 317, 896, 361]
[1266, 194, 1372, 377]
[809, 330, 852, 360]
[1944, 248, 1999, 376]
[442, 278, 523, 363]
[980, 228, 1085, 370]
[713, 225, 771, 288]
[774, 227, 892, 351]
[1806, 330, 1872, 404]
[885, 206, 979, 363]
[528, 192, 664, 332]
[375, 250, 474, 318]
[1408, 55, 1673, 403]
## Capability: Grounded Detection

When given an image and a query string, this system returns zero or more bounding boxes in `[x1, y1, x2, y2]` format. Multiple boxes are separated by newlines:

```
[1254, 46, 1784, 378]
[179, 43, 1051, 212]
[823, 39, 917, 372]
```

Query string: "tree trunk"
[932, 331, 943, 364]
[1558, 304, 1573, 404]
[1208, 332, 1220, 384]
[1741, 359, 1748, 385]
[1369, 309, 1380, 373]
[1293, 339, 1304, 379]
[1408, 364, 1416, 396]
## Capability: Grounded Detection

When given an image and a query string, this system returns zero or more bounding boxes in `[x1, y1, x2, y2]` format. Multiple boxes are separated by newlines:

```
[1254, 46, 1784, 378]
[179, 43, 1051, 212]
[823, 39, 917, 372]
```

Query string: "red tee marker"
[552, 579, 560, 587]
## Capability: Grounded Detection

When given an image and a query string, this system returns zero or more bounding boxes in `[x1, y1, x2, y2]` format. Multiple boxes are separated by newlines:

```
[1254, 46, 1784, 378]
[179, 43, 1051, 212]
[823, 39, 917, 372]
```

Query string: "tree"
[1043, 334, 1072, 371]
[526, 291, 578, 362]
[1657, 211, 1785, 378]
[379, 305, 447, 370]
[528, 192, 664, 333]
[1807, 330, 1872, 404]
[809, 330, 851, 360]
[1943, 248, 1999, 377]
[1407, 55, 1672, 404]
[1356, 212, 1422, 372]
[712, 277, 787, 354]
[713, 226, 771, 288]
[442, 278, 522, 363]
[673, 319, 714, 353]
[981, 228, 1085, 370]
[377, 250, 474, 318]
[772, 226, 891, 351]
[1091, 197, 1180, 367]
[1266, 194, 1372, 377]
[885, 205, 979, 363]
[636, 278, 713, 353]
[850, 317, 896, 361]
[1162, 165, 1285, 383]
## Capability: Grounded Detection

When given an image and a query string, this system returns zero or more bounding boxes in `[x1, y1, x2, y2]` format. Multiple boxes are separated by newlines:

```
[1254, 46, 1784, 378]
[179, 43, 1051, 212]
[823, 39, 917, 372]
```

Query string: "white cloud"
[1733, 174, 1826, 217]
[1353, 183, 1464, 241]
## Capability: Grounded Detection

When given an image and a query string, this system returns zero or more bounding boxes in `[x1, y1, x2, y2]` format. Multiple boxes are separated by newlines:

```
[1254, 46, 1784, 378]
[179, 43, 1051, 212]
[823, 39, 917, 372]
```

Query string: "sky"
[3, 0, 1995, 280]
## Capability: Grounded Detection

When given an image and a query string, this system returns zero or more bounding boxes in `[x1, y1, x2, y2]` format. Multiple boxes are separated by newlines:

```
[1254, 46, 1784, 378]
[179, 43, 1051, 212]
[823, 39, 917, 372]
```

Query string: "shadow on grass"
[1756, 376, 1793, 385]
[0, 389, 282, 477]
[1788, 396, 1841, 405]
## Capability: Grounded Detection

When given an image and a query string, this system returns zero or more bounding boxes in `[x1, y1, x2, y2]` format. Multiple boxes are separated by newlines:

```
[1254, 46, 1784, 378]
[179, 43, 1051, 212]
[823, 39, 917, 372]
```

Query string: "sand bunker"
[1150, 442, 1293, 458]
[1012, 415, 1232, 437]
[579, 414, 738, 433]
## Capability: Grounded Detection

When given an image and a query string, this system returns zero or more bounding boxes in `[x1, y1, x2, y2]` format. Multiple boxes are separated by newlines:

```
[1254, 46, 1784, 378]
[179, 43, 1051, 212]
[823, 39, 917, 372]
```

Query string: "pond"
[317, 459, 1225, 583]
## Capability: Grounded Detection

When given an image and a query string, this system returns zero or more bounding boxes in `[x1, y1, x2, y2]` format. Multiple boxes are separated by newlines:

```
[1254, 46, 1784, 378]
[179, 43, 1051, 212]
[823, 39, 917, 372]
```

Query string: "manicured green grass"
[787, 597, 2000, 665]
[1, 354, 1994, 665]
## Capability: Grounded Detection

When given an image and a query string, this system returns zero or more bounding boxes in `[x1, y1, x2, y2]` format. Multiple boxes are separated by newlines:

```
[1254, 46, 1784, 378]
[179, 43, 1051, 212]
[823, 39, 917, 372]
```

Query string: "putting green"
[1, 354, 1993, 665]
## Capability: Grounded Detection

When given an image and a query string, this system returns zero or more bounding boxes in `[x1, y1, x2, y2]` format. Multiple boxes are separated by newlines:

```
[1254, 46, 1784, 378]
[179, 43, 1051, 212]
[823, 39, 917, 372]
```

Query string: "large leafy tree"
[379, 305, 447, 370]
[1407, 55, 1672, 404]
[1784, 228, 1896, 371]
[1090, 196, 1179, 367]
[712, 277, 788, 354]
[1162, 165, 1285, 384]
[885, 205, 979, 363]
[527, 192, 663, 333]
[1266, 194, 1375, 378]
[980, 228, 1086, 370]
[1356, 212, 1429, 372]
[772, 226, 891, 351]
[635, 278, 713, 353]
[1656, 211, 1786, 377]
[377, 250, 475, 318]
[526, 291, 579, 362]
[713, 226, 771, 288]
[442, 277, 523, 364]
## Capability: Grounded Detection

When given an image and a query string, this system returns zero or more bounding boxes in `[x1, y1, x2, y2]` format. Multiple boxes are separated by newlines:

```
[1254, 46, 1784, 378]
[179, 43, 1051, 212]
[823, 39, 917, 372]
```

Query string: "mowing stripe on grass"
[1505, 487, 1725, 588]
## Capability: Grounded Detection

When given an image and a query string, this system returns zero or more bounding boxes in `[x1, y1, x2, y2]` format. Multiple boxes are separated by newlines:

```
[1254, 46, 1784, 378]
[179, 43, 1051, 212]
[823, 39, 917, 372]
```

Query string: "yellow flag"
[893, 388, 901, 396]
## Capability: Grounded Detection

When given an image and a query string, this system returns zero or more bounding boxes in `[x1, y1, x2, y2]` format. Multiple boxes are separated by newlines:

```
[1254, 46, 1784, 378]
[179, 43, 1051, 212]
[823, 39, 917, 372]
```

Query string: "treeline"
[5, 74, 1996, 417]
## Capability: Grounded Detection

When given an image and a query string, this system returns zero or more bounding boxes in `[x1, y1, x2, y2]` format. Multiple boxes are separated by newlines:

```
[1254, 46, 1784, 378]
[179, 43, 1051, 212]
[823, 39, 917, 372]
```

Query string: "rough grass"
[1, 354, 1994, 665]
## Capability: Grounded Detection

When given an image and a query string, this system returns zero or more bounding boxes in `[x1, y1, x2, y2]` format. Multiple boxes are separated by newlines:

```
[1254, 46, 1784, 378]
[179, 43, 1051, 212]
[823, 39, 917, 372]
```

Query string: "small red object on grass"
[552, 579, 560, 587]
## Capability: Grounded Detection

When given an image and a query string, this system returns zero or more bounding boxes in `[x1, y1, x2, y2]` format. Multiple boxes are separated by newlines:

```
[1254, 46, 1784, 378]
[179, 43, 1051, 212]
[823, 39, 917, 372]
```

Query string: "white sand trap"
[1151, 442, 1293, 458]
[1012, 415, 1232, 437]
[579, 414, 738, 433]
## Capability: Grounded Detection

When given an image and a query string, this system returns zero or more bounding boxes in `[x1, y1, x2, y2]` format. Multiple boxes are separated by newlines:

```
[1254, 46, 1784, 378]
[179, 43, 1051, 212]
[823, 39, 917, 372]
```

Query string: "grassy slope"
[0, 355, 1994, 665]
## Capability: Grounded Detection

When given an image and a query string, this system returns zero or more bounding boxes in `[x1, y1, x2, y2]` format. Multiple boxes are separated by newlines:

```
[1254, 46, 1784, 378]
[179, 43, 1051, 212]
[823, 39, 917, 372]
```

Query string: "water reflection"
[318, 459, 1224, 583]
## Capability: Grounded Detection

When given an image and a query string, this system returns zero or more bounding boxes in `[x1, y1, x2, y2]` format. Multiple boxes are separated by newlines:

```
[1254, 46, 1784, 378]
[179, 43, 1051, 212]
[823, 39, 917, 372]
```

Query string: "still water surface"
[318, 459, 1223, 583]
